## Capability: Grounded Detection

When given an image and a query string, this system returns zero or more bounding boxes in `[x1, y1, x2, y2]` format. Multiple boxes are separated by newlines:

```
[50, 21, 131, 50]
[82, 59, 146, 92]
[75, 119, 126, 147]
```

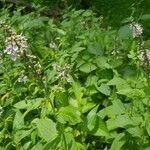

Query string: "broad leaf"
[79, 63, 97, 73]
[87, 42, 104, 55]
[118, 25, 132, 39]
[107, 115, 136, 130]
[96, 83, 111, 96]
[14, 98, 43, 109]
[57, 106, 82, 125]
[13, 110, 24, 130]
[117, 88, 145, 98]
[36, 118, 58, 142]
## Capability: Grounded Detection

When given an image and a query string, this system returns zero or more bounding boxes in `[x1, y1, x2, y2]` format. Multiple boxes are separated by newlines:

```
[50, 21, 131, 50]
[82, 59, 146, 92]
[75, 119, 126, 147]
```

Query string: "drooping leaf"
[23, 98, 43, 117]
[110, 133, 125, 150]
[87, 106, 109, 136]
[14, 129, 33, 144]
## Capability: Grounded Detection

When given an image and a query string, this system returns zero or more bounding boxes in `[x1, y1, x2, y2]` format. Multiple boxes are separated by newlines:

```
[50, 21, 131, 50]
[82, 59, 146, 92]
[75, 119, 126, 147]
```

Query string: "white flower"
[18, 75, 28, 83]
[4, 43, 18, 61]
[130, 22, 143, 38]
[49, 42, 57, 49]
[3, 27, 28, 61]
[138, 49, 150, 68]
[0, 106, 4, 116]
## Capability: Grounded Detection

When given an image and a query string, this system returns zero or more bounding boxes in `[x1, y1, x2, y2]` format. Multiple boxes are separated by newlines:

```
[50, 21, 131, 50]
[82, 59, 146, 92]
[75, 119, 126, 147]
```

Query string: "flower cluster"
[0, 21, 28, 61]
[49, 41, 57, 49]
[18, 74, 28, 83]
[130, 22, 143, 38]
[52, 63, 70, 80]
[138, 49, 150, 67]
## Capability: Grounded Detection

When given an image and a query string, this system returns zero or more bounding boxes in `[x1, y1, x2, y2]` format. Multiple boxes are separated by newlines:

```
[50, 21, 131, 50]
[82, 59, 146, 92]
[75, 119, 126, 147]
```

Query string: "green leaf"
[118, 25, 132, 39]
[107, 76, 130, 90]
[43, 136, 61, 150]
[13, 110, 24, 130]
[127, 126, 143, 137]
[96, 83, 110, 96]
[117, 88, 145, 98]
[57, 106, 82, 125]
[87, 42, 103, 55]
[14, 98, 43, 109]
[36, 118, 58, 142]
[79, 63, 97, 73]
[96, 56, 111, 69]
[55, 91, 69, 108]
[56, 28, 66, 35]
[87, 106, 109, 136]
[72, 82, 83, 104]
[23, 98, 43, 117]
[107, 115, 136, 130]
[140, 14, 150, 20]
[14, 129, 33, 144]
[146, 119, 150, 136]
[98, 99, 125, 119]
[110, 133, 125, 150]
[31, 143, 43, 150]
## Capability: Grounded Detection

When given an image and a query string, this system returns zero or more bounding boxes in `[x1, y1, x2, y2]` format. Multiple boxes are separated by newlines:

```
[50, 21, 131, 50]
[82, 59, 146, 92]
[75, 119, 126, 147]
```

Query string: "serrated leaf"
[36, 118, 57, 142]
[79, 63, 97, 73]
[87, 42, 103, 55]
[57, 106, 82, 125]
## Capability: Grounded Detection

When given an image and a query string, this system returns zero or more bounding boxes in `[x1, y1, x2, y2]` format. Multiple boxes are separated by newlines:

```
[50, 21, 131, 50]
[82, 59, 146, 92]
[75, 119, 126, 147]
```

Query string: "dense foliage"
[0, 2, 150, 150]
